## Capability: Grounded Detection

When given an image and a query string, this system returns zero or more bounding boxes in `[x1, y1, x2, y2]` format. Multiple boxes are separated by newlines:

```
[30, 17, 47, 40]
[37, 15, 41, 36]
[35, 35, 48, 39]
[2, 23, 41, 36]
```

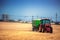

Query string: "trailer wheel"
[32, 27, 34, 31]
[32, 26, 36, 31]
[32, 27, 38, 31]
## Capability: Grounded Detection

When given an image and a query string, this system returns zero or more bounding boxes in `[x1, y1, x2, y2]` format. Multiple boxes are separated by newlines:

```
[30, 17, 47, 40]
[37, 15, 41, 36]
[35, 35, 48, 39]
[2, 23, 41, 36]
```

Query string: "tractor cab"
[41, 19, 51, 27]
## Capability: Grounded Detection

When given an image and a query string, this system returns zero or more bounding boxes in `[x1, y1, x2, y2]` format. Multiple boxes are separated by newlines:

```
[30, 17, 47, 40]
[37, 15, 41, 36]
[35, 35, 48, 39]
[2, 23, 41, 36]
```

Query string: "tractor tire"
[50, 27, 53, 33]
[42, 28, 45, 33]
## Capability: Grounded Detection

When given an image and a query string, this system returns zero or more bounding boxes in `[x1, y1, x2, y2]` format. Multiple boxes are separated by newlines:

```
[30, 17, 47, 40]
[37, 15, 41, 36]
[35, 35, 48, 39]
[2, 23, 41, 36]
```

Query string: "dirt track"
[0, 22, 32, 30]
[0, 22, 60, 40]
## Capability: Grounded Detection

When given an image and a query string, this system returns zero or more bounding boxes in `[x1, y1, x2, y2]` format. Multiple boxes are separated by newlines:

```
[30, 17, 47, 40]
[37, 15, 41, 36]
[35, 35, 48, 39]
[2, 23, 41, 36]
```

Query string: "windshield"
[42, 20, 50, 24]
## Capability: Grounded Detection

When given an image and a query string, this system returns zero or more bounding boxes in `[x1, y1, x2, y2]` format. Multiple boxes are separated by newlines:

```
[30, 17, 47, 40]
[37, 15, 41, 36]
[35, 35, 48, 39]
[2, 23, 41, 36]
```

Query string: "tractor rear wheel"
[42, 28, 45, 33]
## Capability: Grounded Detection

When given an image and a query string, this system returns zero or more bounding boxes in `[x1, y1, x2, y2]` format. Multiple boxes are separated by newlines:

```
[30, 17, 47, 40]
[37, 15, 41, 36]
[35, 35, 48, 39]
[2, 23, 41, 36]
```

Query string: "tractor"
[32, 19, 53, 33]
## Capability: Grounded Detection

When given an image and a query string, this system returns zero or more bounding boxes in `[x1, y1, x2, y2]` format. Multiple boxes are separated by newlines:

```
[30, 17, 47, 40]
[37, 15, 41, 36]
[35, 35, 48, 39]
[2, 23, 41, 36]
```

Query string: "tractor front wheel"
[50, 27, 53, 33]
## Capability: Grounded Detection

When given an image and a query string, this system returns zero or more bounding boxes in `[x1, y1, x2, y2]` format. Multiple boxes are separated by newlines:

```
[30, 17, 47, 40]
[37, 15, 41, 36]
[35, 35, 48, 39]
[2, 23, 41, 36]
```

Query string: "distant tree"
[2, 14, 9, 21]
[18, 19, 22, 21]
[9, 19, 15, 22]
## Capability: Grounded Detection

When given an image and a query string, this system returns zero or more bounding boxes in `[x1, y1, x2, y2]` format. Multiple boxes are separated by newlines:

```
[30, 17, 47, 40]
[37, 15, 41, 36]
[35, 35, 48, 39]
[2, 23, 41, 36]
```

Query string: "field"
[0, 22, 60, 40]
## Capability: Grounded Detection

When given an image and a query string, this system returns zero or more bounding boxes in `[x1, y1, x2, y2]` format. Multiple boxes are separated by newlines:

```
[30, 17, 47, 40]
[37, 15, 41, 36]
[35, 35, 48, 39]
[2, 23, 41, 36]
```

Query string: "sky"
[0, 0, 60, 21]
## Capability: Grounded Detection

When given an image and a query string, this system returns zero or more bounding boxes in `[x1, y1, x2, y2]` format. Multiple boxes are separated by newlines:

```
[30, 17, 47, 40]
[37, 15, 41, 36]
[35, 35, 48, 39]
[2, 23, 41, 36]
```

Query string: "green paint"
[32, 19, 42, 28]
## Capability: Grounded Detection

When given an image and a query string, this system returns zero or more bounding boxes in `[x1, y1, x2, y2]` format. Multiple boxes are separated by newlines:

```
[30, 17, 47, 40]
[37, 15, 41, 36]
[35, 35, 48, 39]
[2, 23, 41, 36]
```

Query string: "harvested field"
[0, 22, 60, 40]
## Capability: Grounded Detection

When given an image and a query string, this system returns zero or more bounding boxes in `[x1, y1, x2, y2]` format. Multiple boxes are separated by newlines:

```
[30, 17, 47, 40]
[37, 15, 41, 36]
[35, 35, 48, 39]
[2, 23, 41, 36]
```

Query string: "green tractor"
[32, 19, 53, 33]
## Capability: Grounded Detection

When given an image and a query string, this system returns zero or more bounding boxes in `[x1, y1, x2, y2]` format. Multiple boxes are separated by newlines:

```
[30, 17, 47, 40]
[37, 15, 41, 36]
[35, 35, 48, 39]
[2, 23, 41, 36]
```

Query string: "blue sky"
[0, 0, 60, 21]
